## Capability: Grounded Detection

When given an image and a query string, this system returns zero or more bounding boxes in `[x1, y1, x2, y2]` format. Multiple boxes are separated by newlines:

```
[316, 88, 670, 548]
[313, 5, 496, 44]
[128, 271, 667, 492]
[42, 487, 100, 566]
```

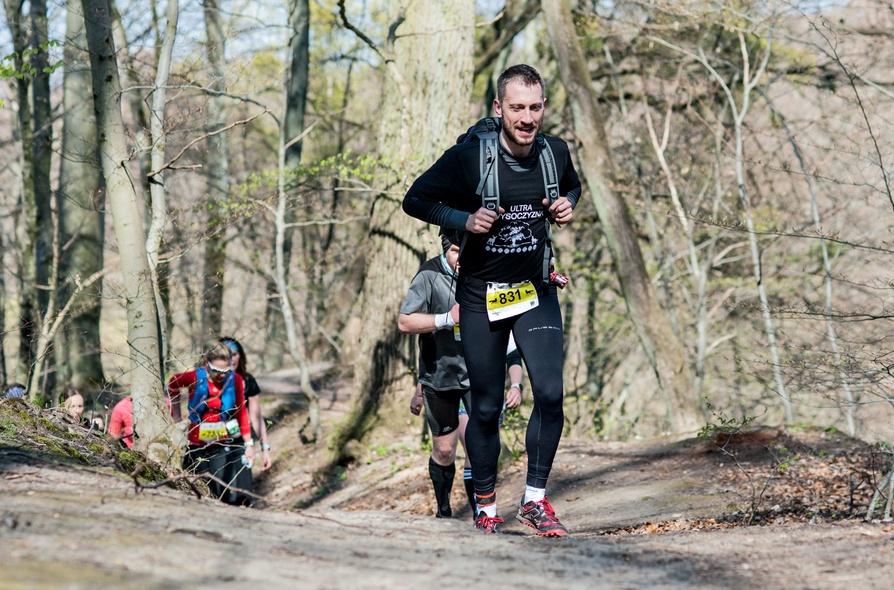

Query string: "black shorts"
[422, 386, 471, 436]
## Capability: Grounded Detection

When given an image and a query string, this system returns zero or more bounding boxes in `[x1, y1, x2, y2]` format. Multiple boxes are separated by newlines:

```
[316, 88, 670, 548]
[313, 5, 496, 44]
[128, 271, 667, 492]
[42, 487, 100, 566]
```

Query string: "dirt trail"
[3, 433, 893, 589]
[2, 385, 893, 589]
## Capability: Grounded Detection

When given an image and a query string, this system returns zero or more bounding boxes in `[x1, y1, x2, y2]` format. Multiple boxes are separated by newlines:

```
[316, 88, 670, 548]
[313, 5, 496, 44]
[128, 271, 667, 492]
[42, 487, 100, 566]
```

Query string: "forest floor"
[3, 372, 894, 589]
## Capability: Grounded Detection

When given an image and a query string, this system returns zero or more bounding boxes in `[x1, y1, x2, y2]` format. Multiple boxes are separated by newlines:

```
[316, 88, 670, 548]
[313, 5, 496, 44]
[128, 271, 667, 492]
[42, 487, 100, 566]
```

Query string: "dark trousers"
[183, 443, 253, 506]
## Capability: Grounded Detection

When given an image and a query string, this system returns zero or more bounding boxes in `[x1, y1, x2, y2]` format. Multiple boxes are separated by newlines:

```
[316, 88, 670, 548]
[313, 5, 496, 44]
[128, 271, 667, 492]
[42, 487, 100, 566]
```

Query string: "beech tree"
[81, 0, 170, 456]
[3, 0, 39, 387]
[56, 0, 105, 392]
[199, 0, 228, 340]
[330, 0, 476, 455]
[264, 0, 310, 372]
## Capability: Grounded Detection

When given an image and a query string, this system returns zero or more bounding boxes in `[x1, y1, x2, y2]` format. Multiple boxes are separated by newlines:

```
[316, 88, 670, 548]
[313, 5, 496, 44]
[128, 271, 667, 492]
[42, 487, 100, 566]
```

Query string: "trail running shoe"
[475, 513, 503, 534]
[516, 497, 568, 537]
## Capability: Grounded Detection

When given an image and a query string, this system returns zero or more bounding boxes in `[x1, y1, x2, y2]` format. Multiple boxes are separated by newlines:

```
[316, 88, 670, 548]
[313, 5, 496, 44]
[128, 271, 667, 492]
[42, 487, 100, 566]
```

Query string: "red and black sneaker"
[475, 513, 504, 534]
[516, 497, 568, 537]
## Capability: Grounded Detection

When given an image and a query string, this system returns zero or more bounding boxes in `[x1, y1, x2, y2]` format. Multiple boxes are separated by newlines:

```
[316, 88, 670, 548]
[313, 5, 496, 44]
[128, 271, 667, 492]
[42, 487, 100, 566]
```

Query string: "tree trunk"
[145, 0, 178, 371]
[285, 0, 309, 171]
[263, 0, 309, 371]
[200, 0, 229, 340]
[270, 0, 320, 440]
[330, 0, 475, 457]
[31, 0, 53, 319]
[4, 0, 38, 389]
[57, 0, 106, 392]
[542, 0, 701, 433]
[0, 227, 7, 386]
[81, 0, 171, 457]
[274, 115, 320, 442]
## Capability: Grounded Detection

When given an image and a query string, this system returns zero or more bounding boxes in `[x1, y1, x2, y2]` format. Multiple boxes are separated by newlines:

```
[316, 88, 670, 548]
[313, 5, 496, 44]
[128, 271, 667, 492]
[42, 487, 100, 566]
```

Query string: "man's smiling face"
[494, 80, 545, 156]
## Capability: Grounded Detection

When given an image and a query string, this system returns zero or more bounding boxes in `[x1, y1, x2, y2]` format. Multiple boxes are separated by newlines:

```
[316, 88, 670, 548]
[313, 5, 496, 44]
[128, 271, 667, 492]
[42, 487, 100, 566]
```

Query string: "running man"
[402, 64, 581, 535]
[399, 234, 522, 519]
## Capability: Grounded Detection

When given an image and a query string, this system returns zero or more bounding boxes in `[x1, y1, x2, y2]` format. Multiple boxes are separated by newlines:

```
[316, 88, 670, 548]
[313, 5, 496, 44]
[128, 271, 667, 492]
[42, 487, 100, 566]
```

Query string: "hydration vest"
[451, 117, 560, 283]
[188, 366, 236, 425]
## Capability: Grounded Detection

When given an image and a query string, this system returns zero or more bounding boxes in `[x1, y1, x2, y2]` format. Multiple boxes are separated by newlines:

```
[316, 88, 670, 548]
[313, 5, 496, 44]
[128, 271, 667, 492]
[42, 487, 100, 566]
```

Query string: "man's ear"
[493, 97, 502, 117]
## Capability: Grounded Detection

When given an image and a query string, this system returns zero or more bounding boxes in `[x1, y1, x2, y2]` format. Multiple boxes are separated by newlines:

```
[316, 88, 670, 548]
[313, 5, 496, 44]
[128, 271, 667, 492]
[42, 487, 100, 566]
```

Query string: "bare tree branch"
[146, 110, 269, 179]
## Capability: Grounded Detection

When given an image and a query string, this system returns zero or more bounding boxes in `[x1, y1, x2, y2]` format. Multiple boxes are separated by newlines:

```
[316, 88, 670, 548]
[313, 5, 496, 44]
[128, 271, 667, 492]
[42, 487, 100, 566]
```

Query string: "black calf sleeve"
[429, 457, 455, 518]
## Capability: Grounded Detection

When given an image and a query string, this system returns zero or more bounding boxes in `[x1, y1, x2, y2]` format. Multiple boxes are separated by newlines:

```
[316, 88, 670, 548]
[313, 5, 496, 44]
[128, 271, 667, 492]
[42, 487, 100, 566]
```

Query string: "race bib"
[198, 421, 229, 441]
[225, 418, 240, 436]
[486, 280, 539, 322]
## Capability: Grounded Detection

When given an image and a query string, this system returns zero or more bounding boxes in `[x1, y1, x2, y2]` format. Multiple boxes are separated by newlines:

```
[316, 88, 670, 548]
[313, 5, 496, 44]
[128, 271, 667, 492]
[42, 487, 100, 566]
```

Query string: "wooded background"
[3, 0, 893, 456]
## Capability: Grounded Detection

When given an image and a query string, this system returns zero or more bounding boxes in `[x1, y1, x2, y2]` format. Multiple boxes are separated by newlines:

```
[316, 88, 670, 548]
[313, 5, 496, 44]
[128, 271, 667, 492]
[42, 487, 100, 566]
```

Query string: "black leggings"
[183, 443, 253, 506]
[461, 289, 564, 497]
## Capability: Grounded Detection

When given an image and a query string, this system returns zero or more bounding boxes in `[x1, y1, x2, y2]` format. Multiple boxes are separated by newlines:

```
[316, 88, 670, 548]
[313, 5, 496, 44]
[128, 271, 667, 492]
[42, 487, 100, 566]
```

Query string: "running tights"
[461, 291, 564, 498]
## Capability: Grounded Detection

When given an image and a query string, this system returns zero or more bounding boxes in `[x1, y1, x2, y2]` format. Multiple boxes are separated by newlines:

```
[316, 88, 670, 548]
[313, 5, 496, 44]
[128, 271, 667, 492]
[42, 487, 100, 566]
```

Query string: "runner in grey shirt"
[399, 237, 469, 518]
[399, 234, 522, 519]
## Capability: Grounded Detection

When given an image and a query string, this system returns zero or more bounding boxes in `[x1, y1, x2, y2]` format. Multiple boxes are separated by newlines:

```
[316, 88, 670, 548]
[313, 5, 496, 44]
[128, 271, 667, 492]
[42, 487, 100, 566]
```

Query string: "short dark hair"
[439, 227, 459, 252]
[497, 64, 544, 102]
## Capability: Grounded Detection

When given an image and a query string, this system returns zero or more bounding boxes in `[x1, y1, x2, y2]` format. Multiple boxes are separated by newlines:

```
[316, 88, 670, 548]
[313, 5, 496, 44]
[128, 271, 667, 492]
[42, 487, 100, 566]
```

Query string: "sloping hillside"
[2, 394, 892, 589]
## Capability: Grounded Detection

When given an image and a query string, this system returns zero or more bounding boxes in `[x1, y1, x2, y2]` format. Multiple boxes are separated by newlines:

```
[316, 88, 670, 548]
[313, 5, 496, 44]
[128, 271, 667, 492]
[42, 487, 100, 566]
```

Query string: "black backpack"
[451, 117, 561, 283]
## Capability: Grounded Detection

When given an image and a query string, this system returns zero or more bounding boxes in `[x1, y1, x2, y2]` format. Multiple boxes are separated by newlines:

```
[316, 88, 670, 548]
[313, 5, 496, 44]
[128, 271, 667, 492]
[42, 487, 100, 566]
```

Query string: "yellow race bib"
[198, 421, 228, 441]
[485, 280, 539, 322]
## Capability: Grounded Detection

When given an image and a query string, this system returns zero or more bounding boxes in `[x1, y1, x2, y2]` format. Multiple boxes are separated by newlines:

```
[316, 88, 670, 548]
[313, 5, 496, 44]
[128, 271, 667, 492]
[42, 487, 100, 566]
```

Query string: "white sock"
[524, 485, 546, 504]
[478, 502, 498, 518]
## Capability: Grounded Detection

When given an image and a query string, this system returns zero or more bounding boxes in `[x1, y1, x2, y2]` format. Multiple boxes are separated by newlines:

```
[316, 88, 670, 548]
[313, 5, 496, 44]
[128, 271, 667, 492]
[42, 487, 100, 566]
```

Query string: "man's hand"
[544, 196, 573, 226]
[465, 206, 503, 234]
[409, 388, 424, 416]
[449, 303, 460, 325]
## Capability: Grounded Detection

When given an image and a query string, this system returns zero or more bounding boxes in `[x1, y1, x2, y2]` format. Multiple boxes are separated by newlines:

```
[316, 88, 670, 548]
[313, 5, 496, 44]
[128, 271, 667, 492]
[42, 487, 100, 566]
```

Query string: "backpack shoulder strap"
[188, 367, 209, 424]
[536, 135, 561, 283]
[476, 117, 501, 212]
[219, 372, 236, 422]
[455, 117, 502, 260]
[537, 135, 559, 206]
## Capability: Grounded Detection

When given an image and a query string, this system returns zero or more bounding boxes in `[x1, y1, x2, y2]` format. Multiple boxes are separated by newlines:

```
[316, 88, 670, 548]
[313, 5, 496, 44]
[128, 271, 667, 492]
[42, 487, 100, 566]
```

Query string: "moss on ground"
[0, 397, 176, 487]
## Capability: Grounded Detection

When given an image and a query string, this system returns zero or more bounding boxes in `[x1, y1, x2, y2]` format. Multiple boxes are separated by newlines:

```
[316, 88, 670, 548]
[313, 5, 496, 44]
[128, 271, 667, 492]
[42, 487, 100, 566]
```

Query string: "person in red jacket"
[108, 396, 134, 449]
[169, 342, 254, 506]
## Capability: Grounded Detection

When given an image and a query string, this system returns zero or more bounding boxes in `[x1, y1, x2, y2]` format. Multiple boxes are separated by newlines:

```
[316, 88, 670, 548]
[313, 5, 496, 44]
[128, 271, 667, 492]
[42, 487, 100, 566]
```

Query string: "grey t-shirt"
[400, 254, 469, 391]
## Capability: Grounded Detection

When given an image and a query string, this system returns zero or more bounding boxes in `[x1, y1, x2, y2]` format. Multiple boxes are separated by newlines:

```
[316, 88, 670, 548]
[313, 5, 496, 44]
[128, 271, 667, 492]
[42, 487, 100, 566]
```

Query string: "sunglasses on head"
[207, 363, 231, 374]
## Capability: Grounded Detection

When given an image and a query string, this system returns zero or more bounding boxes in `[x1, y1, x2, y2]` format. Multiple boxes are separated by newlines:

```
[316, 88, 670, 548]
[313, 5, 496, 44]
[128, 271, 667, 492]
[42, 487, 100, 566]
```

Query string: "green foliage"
[1, 39, 62, 108]
[1, 417, 15, 438]
[0, 40, 62, 79]
[697, 398, 757, 441]
[366, 441, 414, 462]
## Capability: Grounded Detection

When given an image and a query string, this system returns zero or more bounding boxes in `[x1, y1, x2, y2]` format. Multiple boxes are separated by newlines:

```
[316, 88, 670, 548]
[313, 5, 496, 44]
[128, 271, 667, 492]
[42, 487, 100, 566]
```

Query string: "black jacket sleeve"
[403, 144, 480, 230]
